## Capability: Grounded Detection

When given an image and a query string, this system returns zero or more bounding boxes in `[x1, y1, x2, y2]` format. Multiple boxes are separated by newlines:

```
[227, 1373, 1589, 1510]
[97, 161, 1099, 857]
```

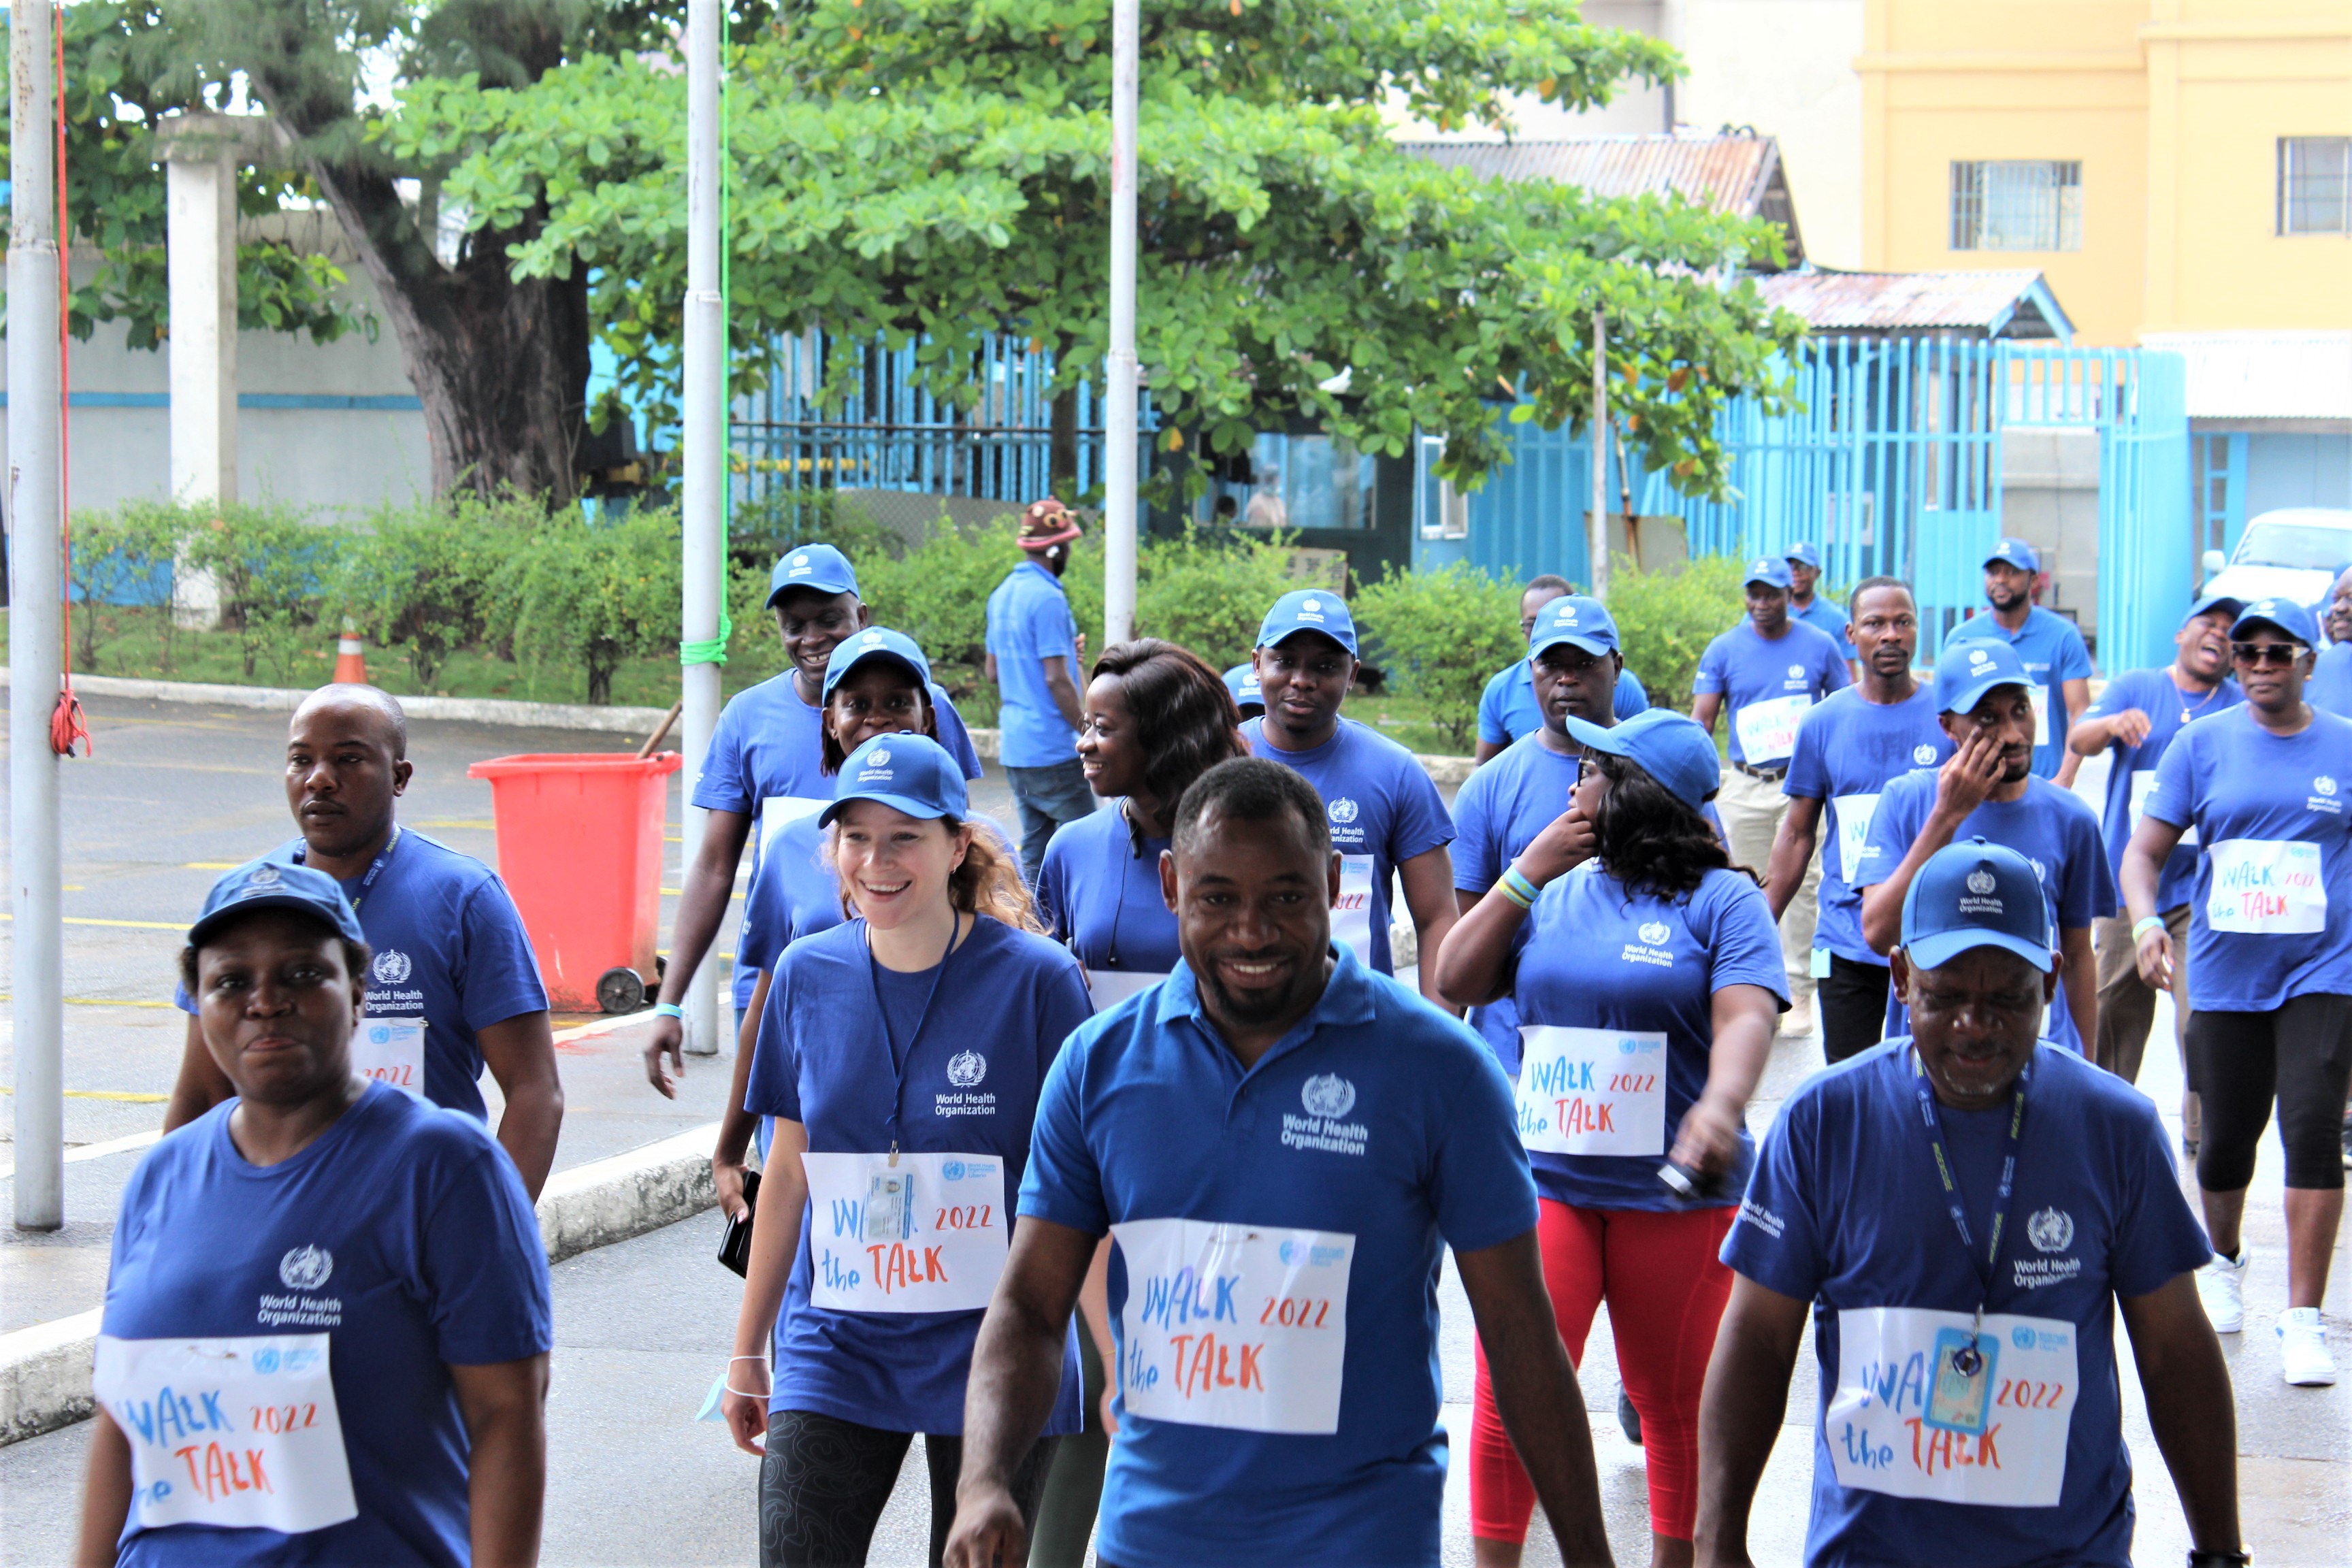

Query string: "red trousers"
[1469, 1198, 1735, 1544]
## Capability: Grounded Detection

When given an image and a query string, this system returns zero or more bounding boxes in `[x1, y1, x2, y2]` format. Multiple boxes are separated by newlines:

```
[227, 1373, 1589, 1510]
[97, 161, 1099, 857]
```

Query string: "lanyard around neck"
[295, 824, 402, 913]
[1908, 1049, 2028, 1312]
[864, 915, 962, 1154]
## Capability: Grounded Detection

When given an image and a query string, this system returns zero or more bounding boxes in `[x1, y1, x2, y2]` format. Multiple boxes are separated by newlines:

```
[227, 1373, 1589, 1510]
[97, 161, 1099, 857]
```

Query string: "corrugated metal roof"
[2139, 332, 2352, 422]
[1754, 270, 2071, 340]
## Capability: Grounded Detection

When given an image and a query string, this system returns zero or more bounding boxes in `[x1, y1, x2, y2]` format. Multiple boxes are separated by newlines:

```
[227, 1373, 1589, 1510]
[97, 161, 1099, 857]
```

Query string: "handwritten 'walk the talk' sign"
[1113, 1218, 1355, 1434]
[2206, 838, 2325, 934]
[1827, 1307, 2078, 1508]
[1515, 1026, 1669, 1158]
[798, 1152, 1009, 1313]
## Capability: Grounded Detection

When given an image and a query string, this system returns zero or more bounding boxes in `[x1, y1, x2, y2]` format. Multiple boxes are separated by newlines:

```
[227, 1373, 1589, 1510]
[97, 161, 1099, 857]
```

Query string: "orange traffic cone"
[333, 621, 370, 684]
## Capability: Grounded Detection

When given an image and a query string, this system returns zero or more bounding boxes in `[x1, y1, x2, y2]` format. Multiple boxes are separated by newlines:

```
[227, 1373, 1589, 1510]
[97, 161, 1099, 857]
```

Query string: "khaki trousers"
[1714, 766, 1820, 1015]
[2093, 905, 2199, 1144]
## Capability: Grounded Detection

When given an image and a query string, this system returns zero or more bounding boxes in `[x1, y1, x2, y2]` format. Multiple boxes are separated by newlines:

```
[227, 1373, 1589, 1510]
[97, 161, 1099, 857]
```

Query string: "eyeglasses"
[2231, 642, 2303, 668]
[1576, 753, 1601, 783]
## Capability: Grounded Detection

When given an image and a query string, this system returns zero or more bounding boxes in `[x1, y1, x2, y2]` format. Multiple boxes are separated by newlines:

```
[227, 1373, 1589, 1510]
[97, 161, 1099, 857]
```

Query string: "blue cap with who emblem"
[1527, 594, 1620, 658]
[1743, 556, 1795, 591]
[766, 542, 861, 606]
[821, 625, 934, 702]
[819, 733, 969, 827]
[1899, 838, 2055, 974]
[187, 859, 366, 949]
[1563, 708, 1722, 810]
[1984, 537, 2040, 574]
[1256, 589, 1359, 657]
[2230, 595, 2319, 649]
[1933, 636, 2031, 715]
[1784, 541, 1823, 570]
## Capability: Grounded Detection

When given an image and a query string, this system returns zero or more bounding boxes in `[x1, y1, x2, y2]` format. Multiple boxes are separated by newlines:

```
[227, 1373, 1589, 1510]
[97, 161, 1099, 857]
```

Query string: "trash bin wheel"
[596, 966, 649, 1015]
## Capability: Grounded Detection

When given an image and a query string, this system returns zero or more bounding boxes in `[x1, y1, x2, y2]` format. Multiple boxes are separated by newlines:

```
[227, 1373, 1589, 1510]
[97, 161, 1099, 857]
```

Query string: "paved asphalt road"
[1, 693, 2346, 1563]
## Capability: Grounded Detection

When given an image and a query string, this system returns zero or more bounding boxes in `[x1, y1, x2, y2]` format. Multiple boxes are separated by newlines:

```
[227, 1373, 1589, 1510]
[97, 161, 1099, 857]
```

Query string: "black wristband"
[2187, 1551, 2251, 1567]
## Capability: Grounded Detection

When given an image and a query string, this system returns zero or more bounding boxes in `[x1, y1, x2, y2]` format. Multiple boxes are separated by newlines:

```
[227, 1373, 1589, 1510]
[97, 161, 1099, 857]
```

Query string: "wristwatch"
[2187, 1550, 2251, 1567]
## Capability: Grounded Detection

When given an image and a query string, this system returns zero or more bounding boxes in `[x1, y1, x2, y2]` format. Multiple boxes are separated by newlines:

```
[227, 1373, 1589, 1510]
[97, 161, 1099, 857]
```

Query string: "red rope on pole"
[49, 1, 87, 759]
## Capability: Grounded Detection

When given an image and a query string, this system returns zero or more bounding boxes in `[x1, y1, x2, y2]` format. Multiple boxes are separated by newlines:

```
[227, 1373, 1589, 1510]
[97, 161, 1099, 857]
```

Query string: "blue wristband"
[653, 1002, 686, 1020]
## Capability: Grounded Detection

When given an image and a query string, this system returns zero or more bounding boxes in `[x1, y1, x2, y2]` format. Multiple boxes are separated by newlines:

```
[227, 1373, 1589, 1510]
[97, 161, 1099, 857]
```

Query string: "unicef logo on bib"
[278, 1245, 334, 1291]
[2026, 1208, 2074, 1253]
[1913, 744, 1938, 766]
[1327, 797, 1360, 826]
[371, 949, 411, 985]
[946, 1050, 987, 1088]
[1637, 920, 1671, 946]
[1301, 1073, 1356, 1120]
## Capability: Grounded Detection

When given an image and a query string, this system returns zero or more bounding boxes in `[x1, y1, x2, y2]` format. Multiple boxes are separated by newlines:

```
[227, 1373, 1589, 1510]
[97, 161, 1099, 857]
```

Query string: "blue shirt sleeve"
[1703, 876, 1796, 1005]
[931, 687, 986, 781]
[1450, 771, 1499, 894]
[1384, 751, 1456, 864]
[1693, 636, 1729, 696]
[2053, 622, 2095, 684]
[691, 696, 756, 814]
[1782, 707, 1831, 802]
[1017, 1039, 1109, 1236]
[1477, 668, 1512, 747]
[2146, 725, 2199, 830]
[745, 966, 804, 1122]
[1035, 832, 1075, 941]
[419, 1139, 555, 1365]
[1720, 1090, 1827, 1300]
[2107, 1096, 2222, 1296]
[2056, 800, 2120, 926]
[1613, 668, 1650, 720]
[1819, 636, 1852, 693]
[455, 877, 550, 1031]
[1425, 1045, 1540, 1254]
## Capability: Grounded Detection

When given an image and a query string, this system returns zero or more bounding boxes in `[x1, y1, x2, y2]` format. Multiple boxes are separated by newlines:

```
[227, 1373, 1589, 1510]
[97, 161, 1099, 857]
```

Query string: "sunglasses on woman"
[2230, 642, 2304, 668]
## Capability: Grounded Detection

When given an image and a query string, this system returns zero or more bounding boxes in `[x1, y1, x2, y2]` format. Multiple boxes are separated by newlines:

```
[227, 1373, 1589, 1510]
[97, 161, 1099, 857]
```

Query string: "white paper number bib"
[2028, 684, 2052, 748]
[1828, 1307, 2078, 1507]
[94, 1333, 357, 1536]
[1514, 1026, 1669, 1156]
[353, 1018, 425, 1100]
[1085, 969, 1170, 1015]
[1113, 1218, 1353, 1434]
[1733, 694, 1812, 766]
[1833, 794, 1882, 884]
[798, 1152, 1008, 1313]
[2125, 769, 2197, 847]
[1331, 855, 1377, 962]
[2206, 838, 2326, 934]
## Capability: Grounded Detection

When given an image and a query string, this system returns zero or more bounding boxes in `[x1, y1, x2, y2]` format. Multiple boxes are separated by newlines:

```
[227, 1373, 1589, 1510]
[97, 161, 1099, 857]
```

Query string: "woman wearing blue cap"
[79, 862, 552, 1566]
[1434, 709, 1786, 1568]
[721, 734, 1092, 1567]
[2125, 595, 2352, 1388]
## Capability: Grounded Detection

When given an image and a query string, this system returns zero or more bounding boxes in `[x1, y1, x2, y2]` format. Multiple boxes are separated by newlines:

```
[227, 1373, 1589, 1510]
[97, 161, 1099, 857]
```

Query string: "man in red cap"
[987, 498, 1098, 885]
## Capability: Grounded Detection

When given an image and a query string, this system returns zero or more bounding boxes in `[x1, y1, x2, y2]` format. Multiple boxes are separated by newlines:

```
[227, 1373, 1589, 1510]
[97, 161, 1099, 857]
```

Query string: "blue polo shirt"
[2080, 668, 2241, 913]
[1781, 689, 1955, 966]
[1449, 734, 1579, 1073]
[1241, 717, 1455, 975]
[2145, 704, 2352, 1013]
[985, 561, 1082, 768]
[1018, 945, 1535, 1568]
[1793, 594, 1857, 659]
[1853, 773, 2115, 1053]
[745, 915, 1091, 1435]
[1693, 620, 1850, 768]
[2311, 640, 2352, 721]
[1035, 805, 1181, 978]
[1475, 662, 1649, 747]
[169, 832, 545, 1121]
[100, 1083, 552, 1567]
[1721, 1043, 2213, 1568]
[1943, 608, 2095, 779]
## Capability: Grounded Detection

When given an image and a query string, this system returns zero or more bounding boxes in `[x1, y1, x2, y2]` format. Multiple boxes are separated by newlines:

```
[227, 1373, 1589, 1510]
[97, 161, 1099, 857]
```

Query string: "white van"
[2200, 507, 2352, 612]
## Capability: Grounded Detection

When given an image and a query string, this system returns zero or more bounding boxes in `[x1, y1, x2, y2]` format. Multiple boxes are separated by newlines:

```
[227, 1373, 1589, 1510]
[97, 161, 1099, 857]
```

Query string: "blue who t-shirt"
[1720, 1043, 2213, 1568]
[2080, 668, 2241, 913]
[2310, 640, 2352, 721]
[1035, 804, 1182, 979]
[1506, 864, 1790, 1211]
[1017, 945, 1536, 1568]
[745, 915, 1092, 1435]
[1781, 689, 1955, 966]
[1943, 607, 2095, 779]
[985, 561, 1083, 768]
[99, 1082, 553, 1567]
[170, 832, 546, 1121]
[1241, 717, 1455, 975]
[1449, 734, 1579, 1074]
[1475, 662, 1650, 747]
[2145, 704, 2352, 1013]
[1693, 619, 1851, 767]
[1852, 772, 2116, 1053]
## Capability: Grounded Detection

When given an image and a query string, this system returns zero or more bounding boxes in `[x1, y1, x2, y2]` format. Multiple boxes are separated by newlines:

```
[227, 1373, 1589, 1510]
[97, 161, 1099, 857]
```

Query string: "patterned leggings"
[757, 1407, 1058, 1568]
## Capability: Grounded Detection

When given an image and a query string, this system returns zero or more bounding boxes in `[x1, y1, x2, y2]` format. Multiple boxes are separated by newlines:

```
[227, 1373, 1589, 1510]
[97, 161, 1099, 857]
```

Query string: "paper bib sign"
[93, 1333, 357, 1535]
[1113, 1218, 1354, 1434]
[1331, 855, 1377, 962]
[1514, 1026, 1669, 1156]
[2125, 769, 2198, 847]
[1733, 695, 1811, 766]
[798, 1152, 1009, 1313]
[1085, 969, 1169, 1015]
[2028, 684, 2052, 747]
[1828, 1307, 2078, 1507]
[2206, 838, 2326, 934]
[353, 1018, 425, 1100]
[1833, 794, 1882, 884]
[759, 795, 832, 859]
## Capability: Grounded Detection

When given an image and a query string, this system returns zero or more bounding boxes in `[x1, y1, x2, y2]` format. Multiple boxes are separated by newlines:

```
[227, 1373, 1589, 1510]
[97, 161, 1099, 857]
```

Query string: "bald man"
[163, 685, 564, 1196]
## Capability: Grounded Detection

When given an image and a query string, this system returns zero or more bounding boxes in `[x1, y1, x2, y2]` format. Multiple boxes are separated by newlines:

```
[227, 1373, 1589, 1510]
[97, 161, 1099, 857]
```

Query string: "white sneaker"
[2279, 1308, 2338, 1387]
[2196, 1250, 2247, 1334]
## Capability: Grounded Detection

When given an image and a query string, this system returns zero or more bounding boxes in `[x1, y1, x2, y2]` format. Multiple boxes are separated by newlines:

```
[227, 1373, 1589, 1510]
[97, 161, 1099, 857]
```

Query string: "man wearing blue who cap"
[987, 499, 1098, 887]
[1222, 662, 1264, 721]
[1471, 575, 1649, 763]
[1241, 589, 1459, 1000]
[1852, 639, 2114, 1056]
[1946, 537, 2095, 783]
[2312, 565, 2352, 719]
[1693, 555, 1852, 1035]
[1783, 542, 1858, 668]
[1699, 838, 2240, 1568]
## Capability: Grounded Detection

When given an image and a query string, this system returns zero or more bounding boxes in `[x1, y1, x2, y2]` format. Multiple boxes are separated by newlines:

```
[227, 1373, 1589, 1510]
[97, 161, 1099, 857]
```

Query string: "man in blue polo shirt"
[1693, 556, 1851, 1034]
[1767, 577, 1954, 1064]
[987, 498, 1096, 887]
[1694, 840, 2240, 1568]
[1944, 538, 2094, 784]
[943, 758, 1611, 1568]
[1785, 542, 1858, 672]
[1473, 574, 1648, 763]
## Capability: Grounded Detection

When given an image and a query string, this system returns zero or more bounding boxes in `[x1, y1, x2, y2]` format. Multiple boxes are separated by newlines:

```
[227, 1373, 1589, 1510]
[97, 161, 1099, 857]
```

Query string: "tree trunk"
[1049, 384, 1080, 499]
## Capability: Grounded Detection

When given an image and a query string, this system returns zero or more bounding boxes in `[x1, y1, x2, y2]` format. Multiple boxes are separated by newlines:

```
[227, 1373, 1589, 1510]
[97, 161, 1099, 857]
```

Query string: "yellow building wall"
[1863, 1, 2352, 346]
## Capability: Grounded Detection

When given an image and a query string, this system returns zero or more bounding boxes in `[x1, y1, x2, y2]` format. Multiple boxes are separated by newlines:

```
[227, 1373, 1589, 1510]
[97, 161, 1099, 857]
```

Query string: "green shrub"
[1133, 527, 1298, 674]
[1352, 563, 1524, 752]
[67, 502, 193, 672]
[855, 512, 1028, 671]
[493, 508, 685, 704]
[180, 502, 345, 683]
[1605, 552, 1747, 712]
[334, 493, 540, 688]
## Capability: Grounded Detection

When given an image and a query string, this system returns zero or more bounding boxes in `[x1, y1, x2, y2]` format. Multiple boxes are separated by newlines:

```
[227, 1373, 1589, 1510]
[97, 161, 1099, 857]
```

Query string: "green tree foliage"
[1352, 563, 1525, 750]
[335, 493, 544, 686]
[1603, 551, 1746, 711]
[495, 509, 687, 703]
[1132, 528, 1298, 673]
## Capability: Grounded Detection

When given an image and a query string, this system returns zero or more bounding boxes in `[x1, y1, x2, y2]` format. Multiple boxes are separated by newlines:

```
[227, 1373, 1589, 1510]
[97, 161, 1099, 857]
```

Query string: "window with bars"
[1950, 161, 2082, 252]
[2278, 137, 2351, 235]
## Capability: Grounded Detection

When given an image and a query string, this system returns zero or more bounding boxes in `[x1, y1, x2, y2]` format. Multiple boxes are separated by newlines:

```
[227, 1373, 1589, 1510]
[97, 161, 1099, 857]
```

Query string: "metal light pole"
[11, 0, 65, 1230]
[1102, 0, 1140, 644]
[1588, 310, 1610, 602]
[678, 0, 723, 1056]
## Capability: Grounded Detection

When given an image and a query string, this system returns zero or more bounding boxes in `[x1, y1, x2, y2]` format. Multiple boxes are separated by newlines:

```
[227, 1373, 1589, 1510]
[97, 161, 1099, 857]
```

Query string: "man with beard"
[1944, 538, 2093, 783]
[943, 759, 1613, 1568]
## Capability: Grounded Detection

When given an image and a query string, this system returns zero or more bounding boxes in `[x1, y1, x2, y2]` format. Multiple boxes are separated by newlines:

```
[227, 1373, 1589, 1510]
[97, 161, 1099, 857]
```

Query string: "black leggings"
[1818, 954, 1892, 1065]
[2187, 994, 2352, 1193]
[757, 1408, 1060, 1568]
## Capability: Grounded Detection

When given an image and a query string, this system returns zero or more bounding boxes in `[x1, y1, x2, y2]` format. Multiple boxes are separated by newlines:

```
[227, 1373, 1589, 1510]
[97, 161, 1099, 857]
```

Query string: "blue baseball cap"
[1743, 556, 1794, 592]
[1984, 538, 2040, 574]
[2182, 592, 2242, 629]
[1529, 595, 1620, 658]
[1784, 542, 1823, 570]
[2231, 596, 2319, 649]
[820, 733, 969, 827]
[1563, 709, 1720, 810]
[767, 543, 861, 606]
[821, 626, 934, 702]
[188, 860, 366, 950]
[1223, 662, 1263, 711]
[1900, 838, 2055, 974]
[1256, 589, 1358, 657]
[1934, 637, 2031, 715]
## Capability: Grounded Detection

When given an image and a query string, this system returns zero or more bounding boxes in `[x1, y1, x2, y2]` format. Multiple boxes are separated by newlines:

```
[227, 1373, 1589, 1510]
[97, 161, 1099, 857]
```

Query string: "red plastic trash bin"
[465, 751, 683, 1013]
